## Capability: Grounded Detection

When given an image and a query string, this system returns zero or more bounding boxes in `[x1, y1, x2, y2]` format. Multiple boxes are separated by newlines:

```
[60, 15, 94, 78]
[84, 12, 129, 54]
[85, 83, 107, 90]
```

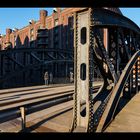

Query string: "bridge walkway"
[0, 84, 140, 132]
[105, 92, 140, 132]
[0, 81, 102, 132]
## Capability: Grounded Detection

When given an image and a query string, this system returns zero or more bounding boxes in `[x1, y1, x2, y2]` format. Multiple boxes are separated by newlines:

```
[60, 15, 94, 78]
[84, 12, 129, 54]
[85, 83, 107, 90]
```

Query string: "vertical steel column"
[108, 28, 118, 73]
[103, 28, 109, 76]
[131, 32, 137, 94]
[121, 29, 131, 98]
[134, 34, 139, 93]
[71, 8, 91, 132]
[129, 32, 133, 96]
[137, 57, 140, 90]
[70, 12, 78, 131]
[116, 28, 121, 77]
[123, 31, 133, 98]
[135, 35, 140, 92]
[135, 61, 138, 93]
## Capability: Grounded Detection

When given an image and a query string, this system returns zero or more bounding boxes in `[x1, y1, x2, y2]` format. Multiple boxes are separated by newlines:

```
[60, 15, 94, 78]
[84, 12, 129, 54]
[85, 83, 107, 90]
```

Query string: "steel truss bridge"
[0, 8, 140, 132]
[71, 8, 140, 132]
[0, 48, 74, 89]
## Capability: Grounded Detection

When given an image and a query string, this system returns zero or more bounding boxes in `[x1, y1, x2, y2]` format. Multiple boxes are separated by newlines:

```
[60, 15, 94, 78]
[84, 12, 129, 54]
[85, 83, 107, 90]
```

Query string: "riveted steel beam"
[90, 8, 140, 35]
[71, 8, 140, 133]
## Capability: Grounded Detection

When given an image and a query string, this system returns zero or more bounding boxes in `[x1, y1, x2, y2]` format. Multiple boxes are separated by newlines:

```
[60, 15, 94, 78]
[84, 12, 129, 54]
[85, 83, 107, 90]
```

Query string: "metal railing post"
[20, 107, 26, 131]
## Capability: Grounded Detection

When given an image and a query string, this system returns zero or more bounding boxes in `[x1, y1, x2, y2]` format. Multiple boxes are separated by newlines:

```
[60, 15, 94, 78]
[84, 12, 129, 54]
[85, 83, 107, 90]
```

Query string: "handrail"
[0, 92, 73, 124]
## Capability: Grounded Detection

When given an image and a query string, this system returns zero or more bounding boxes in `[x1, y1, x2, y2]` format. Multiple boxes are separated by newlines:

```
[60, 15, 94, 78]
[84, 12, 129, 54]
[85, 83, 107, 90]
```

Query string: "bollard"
[20, 107, 26, 131]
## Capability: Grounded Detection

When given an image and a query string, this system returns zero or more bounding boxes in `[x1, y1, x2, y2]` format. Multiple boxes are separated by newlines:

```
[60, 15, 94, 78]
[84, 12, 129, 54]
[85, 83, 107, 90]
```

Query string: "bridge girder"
[0, 48, 74, 88]
[71, 8, 140, 132]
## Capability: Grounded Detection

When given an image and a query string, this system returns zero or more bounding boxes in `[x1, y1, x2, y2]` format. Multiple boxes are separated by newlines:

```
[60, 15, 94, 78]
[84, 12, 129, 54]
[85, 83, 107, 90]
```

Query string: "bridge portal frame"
[71, 8, 140, 132]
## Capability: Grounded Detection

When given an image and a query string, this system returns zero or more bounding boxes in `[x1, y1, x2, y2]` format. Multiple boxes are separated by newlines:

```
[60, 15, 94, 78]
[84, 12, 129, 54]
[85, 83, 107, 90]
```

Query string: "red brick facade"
[0, 8, 83, 50]
[0, 8, 122, 50]
[0, 8, 122, 88]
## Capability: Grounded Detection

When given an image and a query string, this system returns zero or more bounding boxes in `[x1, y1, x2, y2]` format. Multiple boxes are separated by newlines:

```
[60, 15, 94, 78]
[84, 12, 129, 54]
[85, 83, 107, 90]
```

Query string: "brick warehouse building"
[0, 8, 122, 89]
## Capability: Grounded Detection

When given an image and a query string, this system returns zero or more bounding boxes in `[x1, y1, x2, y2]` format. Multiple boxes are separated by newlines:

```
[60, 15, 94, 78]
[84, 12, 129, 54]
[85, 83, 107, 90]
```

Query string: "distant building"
[0, 8, 83, 50]
[0, 8, 122, 88]
[0, 8, 122, 50]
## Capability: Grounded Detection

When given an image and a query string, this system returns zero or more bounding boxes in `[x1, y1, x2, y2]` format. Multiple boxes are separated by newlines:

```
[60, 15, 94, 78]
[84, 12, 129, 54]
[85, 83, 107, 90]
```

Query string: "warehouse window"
[54, 19, 58, 27]
[30, 28, 34, 35]
[30, 35, 34, 41]
[14, 36, 16, 47]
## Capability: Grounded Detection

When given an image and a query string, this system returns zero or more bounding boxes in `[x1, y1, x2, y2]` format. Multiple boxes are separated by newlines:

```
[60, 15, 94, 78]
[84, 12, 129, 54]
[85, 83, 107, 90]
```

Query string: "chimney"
[40, 10, 48, 29]
[53, 8, 61, 13]
[56, 8, 61, 13]
[13, 28, 18, 32]
[29, 19, 35, 25]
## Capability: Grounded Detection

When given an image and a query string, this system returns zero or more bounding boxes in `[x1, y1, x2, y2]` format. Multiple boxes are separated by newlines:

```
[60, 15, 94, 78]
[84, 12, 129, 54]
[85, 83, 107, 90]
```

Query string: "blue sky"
[0, 8, 139, 35]
[0, 8, 53, 35]
[120, 8, 140, 27]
